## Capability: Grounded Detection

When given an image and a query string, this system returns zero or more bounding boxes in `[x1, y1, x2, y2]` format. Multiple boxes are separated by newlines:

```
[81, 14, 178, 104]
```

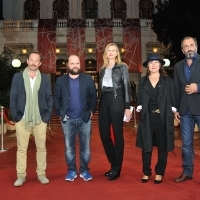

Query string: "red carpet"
[0, 123, 200, 200]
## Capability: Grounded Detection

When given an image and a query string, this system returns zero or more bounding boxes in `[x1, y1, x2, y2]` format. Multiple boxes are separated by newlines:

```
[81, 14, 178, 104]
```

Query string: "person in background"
[136, 54, 176, 184]
[130, 81, 137, 101]
[54, 55, 97, 182]
[10, 51, 53, 187]
[174, 36, 200, 183]
[99, 43, 132, 181]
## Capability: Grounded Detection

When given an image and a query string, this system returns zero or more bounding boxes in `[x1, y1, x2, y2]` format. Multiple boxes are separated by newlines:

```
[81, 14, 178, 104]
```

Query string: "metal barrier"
[133, 106, 137, 127]
[0, 106, 8, 152]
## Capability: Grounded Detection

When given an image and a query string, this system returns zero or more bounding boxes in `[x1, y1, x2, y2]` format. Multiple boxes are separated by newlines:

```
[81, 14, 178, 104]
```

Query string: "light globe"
[12, 59, 21, 68]
[163, 59, 170, 67]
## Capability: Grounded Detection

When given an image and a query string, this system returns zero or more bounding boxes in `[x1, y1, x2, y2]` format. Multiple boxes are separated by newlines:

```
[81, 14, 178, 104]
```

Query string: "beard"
[68, 67, 81, 75]
[184, 50, 197, 59]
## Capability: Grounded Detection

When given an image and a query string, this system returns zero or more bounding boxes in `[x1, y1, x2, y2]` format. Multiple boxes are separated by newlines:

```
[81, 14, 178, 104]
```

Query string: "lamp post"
[163, 59, 170, 67]
[12, 59, 21, 68]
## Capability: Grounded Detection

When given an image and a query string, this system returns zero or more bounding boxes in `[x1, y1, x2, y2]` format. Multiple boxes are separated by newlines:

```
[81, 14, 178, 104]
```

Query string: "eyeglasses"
[182, 44, 196, 49]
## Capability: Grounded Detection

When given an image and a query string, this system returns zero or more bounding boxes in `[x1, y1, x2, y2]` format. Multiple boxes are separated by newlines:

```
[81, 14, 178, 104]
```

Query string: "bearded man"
[174, 36, 200, 183]
[54, 55, 97, 182]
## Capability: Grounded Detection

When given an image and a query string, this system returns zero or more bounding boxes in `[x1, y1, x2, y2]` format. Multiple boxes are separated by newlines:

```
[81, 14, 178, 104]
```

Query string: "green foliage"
[0, 56, 25, 107]
[152, 0, 200, 65]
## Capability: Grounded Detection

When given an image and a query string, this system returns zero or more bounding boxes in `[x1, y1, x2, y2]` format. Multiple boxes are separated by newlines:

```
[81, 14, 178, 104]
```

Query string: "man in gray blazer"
[174, 36, 200, 183]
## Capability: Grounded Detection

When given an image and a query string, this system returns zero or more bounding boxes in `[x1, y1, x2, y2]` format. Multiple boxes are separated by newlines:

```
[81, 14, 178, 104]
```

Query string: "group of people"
[10, 36, 200, 187]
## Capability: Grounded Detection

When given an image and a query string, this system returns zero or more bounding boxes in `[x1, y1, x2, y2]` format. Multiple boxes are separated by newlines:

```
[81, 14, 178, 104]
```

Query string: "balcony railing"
[0, 19, 152, 29]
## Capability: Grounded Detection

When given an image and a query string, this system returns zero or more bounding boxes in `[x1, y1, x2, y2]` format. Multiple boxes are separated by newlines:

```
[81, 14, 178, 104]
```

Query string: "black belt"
[102, 87, 114, 93]
[149, 109, 160, 113]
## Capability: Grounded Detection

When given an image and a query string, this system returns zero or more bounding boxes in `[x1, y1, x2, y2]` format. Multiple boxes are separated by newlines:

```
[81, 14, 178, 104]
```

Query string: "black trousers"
[99, 92, 124, 175]
[142, 112, 168, 176]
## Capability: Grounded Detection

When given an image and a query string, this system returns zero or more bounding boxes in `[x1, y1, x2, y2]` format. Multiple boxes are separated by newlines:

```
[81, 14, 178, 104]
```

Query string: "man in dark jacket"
[54, 55, 97, 182]
[130, 81, 137, 101]
[174, 36, 200, 183]
[10, 51, 53, 187]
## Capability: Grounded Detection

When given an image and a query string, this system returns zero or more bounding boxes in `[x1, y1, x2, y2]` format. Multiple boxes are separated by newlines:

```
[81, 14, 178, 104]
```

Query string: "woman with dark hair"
[99, 43, 131, 181]
[136, 54, 176, 184]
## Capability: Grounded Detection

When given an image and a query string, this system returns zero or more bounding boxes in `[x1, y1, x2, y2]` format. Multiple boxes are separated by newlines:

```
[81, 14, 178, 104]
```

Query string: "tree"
[0, 56, 25, 107]
[152, 0, 200, 65]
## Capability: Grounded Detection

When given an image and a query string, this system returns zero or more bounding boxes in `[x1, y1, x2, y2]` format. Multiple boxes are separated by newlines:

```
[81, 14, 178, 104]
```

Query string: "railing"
[56, 19, 123, 28]
[0, 19, 33, 28]
[0, 19, 152, 28]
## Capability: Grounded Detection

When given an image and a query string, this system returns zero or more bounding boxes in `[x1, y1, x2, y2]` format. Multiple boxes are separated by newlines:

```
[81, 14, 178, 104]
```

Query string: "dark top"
[67, 76, 83, 118]
[147, 77, 159, 111]
[184, 54, 197, 81]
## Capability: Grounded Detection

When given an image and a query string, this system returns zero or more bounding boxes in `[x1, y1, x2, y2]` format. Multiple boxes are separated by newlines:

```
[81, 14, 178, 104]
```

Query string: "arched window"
[139, 0, 154, 19]
[82, 0, 98, 19]
[53, 0, 69, 19]
[110, 0, 126, 20]
[24, 0, 40, 19]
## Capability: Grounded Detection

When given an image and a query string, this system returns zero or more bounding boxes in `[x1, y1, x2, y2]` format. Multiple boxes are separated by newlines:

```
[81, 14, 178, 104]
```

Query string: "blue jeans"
[180, 109, 200, 177]
[61, 118, 91, 173]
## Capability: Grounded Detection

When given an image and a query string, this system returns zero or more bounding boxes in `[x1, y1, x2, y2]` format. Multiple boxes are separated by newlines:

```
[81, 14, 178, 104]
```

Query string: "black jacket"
[54, 73, 97, 123]
[99, 64, 131, 109]
[136, 75, 175, 152]
[174, 54, 200, 115]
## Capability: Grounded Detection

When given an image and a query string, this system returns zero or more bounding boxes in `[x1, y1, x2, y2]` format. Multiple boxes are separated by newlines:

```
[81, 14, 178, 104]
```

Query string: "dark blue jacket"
[54, 73, 97, 123]
[10, 72, 53, 123]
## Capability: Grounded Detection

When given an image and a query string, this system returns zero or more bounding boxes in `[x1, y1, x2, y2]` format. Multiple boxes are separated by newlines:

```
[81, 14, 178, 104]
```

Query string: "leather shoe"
[108, 173, 120, 181]
[154, 175, 162, 184]
[175, 174, 193, 183]
[154, 179, 162, 184]
[141, 175, 151, 183]
[104, 170, 112, 177]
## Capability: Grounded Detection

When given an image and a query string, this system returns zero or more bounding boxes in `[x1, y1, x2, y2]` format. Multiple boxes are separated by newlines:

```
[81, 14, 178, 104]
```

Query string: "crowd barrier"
[0, 106, 15, 153]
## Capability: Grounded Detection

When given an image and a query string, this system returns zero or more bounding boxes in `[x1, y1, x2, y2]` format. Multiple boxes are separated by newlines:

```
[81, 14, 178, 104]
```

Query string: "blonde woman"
[99, 43, 131, 181]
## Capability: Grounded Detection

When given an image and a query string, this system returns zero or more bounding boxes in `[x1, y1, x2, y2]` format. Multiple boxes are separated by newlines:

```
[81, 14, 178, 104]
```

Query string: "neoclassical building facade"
[0, 0, 163, 87]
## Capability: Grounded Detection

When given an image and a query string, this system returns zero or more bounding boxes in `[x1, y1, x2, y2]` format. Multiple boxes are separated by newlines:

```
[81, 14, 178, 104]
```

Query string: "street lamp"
[163, 59, 170, 67]
[12, 59, 21, 68]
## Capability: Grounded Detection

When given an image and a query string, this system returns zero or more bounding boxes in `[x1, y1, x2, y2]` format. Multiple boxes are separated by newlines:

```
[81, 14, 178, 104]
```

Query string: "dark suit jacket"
[174, 54, 200, 115]
[10, 72, 53, 123]
[53, 73, 97, 123]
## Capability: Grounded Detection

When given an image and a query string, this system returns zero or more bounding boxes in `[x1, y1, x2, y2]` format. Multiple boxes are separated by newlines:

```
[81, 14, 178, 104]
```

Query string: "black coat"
[136, 75, 175, 152]
[54, 73, 97, 123]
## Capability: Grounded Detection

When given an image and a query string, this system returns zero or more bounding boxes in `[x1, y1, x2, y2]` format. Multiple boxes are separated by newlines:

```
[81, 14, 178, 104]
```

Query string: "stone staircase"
[50, 101, 140, 125]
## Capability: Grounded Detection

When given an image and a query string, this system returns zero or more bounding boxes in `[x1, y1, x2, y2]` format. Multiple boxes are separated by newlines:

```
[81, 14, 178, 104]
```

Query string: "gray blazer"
[174, 54, 200, 115]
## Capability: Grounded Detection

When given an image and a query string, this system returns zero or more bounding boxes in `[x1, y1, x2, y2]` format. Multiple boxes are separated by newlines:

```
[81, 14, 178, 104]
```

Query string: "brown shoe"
[175, 174, 193, 183]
